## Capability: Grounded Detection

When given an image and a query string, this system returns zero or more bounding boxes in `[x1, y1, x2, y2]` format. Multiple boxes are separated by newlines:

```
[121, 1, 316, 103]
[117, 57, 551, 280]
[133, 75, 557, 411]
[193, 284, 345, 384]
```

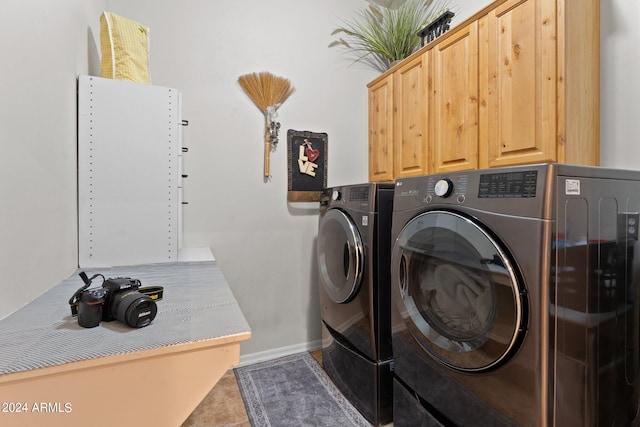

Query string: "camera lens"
[110, 290, 157, 328]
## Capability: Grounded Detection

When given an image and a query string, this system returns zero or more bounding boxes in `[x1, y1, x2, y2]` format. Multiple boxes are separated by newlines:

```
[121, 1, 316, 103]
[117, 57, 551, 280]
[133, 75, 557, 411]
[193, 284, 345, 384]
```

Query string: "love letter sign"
[287, 130, 328, 202]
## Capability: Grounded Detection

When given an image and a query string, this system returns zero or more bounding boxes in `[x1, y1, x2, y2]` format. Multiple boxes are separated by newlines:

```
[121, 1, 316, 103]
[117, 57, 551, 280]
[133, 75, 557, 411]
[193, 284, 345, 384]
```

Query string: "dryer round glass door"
[318, 208, 364, 304]
[392, 210, 527, 372]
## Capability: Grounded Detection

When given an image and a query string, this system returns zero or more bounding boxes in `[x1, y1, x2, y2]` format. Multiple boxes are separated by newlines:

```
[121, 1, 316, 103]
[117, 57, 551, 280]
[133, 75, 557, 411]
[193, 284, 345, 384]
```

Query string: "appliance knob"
[331, 190, 341, 201]
[434, 179, 454, 198]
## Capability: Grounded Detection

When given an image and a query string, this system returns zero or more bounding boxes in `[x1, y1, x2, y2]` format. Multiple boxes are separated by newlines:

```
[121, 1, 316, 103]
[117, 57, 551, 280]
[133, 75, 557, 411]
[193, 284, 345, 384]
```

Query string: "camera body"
[76, 277, 157, 328]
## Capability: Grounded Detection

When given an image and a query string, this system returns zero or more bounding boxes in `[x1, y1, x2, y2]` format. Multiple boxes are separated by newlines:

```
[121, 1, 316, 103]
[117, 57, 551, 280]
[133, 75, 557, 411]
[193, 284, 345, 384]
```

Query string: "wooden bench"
[0, 260, 251, 426]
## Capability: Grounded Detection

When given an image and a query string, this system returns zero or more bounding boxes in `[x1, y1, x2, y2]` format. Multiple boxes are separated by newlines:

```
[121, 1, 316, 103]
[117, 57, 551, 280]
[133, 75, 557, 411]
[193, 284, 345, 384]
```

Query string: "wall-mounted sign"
[287, 130, 327, 202]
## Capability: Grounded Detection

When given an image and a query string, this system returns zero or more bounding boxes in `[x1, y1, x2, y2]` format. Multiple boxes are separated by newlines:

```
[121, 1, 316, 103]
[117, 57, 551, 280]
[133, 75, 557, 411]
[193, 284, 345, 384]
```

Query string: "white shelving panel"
[77, 75, 182, 267]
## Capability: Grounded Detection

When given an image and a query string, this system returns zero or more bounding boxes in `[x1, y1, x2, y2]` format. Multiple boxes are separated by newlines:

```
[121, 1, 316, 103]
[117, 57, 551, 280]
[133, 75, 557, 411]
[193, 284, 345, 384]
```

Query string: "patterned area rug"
[235, 352, 371, 426]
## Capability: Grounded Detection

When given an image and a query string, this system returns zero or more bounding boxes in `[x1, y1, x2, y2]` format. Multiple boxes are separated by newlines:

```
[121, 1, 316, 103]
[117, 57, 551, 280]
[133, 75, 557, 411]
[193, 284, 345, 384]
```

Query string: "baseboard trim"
[238, 340, 322, 367]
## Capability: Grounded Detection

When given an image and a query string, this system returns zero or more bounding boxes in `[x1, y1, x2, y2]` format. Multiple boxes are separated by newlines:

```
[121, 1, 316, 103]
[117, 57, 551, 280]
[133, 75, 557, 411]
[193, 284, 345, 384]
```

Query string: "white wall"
[2, 0, 639, 360]
[106, 0, 379, 356]
[99, 0, 493, 359]
[600, 0, 640, 168]
[101, 0, 640, 358]
[0, 0, 105, 319]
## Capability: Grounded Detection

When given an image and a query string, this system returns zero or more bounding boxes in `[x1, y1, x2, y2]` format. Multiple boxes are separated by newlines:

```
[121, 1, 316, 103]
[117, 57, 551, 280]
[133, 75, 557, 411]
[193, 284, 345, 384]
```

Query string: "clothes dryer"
[318, 182, 394, 426]
[390, 164, 640, 426]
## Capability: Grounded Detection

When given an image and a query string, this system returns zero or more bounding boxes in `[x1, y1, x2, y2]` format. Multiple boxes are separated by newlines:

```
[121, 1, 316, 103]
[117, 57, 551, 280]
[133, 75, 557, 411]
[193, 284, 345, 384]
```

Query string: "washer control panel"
[434, 179, 454, 198]
[349, 186, 370, 202]
[424, 174, 469, 204]
[394, 166, 544, 214]
[478, 170, 538, 198]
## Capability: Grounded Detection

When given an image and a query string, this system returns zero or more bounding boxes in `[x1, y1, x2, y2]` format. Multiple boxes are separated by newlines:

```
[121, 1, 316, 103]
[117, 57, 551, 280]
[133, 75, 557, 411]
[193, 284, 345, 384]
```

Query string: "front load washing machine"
[317, 182, 394, 426]
[390, 164, 640, 426]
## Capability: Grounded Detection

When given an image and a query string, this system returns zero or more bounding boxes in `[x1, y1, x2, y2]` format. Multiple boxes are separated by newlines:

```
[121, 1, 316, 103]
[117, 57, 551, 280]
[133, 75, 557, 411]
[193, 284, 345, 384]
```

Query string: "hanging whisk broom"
[238, 71, 295, 180]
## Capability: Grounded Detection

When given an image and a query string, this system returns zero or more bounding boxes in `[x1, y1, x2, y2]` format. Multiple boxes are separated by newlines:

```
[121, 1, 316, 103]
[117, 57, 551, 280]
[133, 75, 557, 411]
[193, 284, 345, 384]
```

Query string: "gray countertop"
[0, 261, 251, 375]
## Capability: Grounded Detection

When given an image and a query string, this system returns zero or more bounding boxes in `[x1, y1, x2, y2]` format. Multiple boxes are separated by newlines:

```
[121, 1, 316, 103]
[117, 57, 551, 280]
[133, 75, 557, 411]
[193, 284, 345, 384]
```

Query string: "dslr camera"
[69, 271, 163, 328]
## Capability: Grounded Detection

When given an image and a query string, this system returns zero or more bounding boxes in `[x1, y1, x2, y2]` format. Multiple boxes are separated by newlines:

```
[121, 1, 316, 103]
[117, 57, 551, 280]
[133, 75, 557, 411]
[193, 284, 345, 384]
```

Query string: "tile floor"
[181, 350, 323, 426]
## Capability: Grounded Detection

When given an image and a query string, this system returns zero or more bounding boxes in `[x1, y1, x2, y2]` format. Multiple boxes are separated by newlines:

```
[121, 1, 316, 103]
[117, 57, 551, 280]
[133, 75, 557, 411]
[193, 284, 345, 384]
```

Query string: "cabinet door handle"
[181, 120, 189, 126]
[182, 147, 189, 153]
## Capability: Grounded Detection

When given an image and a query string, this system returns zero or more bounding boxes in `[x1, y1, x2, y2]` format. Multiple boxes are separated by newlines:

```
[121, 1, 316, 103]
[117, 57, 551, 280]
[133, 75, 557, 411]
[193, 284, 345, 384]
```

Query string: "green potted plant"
[330, 0, 455, 72]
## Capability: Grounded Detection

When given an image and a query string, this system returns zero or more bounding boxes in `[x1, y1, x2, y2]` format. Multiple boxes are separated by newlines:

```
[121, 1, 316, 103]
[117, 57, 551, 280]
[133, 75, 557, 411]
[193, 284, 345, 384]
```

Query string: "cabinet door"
[368, 75, 394, 182]
[480, 0, 557, 167]
[431, 21, 479, 173]
[394, 54, 429, 178]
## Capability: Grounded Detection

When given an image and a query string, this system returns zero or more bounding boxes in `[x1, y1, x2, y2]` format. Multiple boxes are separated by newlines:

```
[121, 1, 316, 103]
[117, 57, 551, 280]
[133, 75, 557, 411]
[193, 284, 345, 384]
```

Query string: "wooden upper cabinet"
[480, 0, 557, 167]
[368, 74, 394, 182]
[431, 21, 479, 173]
[480, 0, 599, 167]
[394, 54, 429, 178]
[367, 0, 599, 181]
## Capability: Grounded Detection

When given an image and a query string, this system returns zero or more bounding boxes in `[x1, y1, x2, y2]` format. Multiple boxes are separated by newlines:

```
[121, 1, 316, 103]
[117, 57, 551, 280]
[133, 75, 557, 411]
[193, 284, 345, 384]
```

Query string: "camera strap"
[69, 286, 164, 317]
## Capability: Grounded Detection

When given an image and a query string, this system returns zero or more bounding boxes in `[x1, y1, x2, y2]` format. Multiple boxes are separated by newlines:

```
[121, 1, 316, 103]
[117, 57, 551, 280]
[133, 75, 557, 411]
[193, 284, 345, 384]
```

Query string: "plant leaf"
[329, 0, 456, 71]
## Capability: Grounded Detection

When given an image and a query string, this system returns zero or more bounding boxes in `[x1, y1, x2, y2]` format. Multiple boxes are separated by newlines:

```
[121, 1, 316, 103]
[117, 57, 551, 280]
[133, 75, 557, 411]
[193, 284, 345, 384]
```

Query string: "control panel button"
[331, 190, 341, 201]
[434, 179, 454, 198]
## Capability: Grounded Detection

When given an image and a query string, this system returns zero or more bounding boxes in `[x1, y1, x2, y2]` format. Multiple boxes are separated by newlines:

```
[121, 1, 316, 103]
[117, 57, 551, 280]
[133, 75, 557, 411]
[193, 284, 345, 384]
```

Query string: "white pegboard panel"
[78, 75, 181, 267]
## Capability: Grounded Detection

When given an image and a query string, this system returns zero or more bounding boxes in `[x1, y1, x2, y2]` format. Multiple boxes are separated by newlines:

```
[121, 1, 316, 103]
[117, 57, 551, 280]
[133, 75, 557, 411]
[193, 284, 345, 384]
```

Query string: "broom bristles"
[238, 72, 295, 112]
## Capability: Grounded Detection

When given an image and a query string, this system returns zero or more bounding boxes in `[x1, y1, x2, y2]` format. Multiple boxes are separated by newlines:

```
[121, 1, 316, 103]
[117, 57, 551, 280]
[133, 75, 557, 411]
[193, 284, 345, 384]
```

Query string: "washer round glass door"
[392, 210, 526, 372]
[318, 208, 364, 304]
